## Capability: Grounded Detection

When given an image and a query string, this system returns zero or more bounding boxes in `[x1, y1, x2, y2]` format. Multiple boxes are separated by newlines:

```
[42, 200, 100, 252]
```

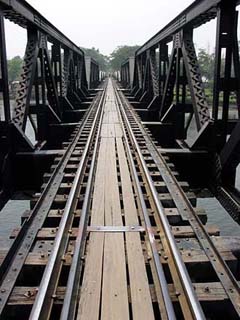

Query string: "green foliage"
[197, 48, 215, 85]
[109, 45, 140, 71]
[7, 56, 23, 83]
[81, 47, 109, 72]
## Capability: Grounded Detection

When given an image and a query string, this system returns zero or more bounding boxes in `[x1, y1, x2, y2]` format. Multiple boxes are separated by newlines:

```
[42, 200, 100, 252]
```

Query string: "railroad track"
[0, 84, 107, 318]
[0, 78, 239, 319]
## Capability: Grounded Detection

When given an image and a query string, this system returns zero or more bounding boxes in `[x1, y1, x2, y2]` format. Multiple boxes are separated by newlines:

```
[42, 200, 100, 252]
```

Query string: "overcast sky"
[4, 0, 218, 58]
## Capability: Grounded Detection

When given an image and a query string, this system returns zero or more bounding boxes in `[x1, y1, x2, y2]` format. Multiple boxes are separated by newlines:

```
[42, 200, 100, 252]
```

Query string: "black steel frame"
[0, 0, 100, 208]
[120, 0, 240, 223]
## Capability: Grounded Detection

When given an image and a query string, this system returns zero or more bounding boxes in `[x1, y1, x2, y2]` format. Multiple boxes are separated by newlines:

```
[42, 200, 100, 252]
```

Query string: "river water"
[0, 101, 239, 249]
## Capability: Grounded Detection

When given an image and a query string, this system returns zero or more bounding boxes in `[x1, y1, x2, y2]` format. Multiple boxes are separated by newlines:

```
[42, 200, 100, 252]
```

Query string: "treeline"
[81, 45, 140, 72]
[7, 46, 216, 87]
[6, 45, 140, 83]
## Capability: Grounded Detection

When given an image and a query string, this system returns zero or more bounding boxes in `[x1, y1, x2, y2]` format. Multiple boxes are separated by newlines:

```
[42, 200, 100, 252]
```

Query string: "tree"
[197, 48, 215, 85]
[81, 47, 109, 72]
[7, 56, 23, 83]
[109, 45, 140, 71]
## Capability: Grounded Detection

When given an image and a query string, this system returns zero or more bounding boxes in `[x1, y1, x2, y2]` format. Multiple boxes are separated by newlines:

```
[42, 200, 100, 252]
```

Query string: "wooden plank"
[115, 123, 123, 138]
[104, 138, 122, 225]
[117, 137, 155, 319]
[77, 139, 107, 320]
[101, 124, 109, 137]
[8, 282, 229, 306]
[10, 225, 220, 239]
[101, 136, 129, 319]
[23, 243, 238, 267]
[18, 236, 239, 268]
[101, 233, 129, 320]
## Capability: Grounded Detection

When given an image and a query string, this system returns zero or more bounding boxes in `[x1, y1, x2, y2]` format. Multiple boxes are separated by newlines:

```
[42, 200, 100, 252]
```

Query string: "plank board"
[101, 136, 129, 319]
[77, 139, 107, 320]
[78, 83, 129, 319]
[117, 137, 155, 319]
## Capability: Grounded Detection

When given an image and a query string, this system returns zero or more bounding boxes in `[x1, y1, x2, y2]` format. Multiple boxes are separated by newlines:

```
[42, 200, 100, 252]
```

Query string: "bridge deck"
[78, 82, 154, 319]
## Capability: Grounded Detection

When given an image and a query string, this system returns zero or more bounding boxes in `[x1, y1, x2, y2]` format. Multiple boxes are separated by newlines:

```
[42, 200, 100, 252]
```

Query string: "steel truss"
[0, 0, 101, 208]
[120, 0, 240, 223]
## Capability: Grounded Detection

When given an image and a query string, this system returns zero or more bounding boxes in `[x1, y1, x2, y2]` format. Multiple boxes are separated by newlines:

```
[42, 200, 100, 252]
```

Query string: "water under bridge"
[0, 0, 240, 319]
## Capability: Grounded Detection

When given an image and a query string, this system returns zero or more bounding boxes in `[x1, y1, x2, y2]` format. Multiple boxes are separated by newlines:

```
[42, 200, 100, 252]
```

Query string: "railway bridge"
[0, 0, 240, 319]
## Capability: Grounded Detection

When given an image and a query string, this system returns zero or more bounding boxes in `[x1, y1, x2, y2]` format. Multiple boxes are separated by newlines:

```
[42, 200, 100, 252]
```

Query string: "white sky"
[4, 0, 218, 58]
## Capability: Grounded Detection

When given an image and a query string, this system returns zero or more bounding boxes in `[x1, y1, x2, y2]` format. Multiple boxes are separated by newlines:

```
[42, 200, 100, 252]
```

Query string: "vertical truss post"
[160, 34, 179, 118]
[159, 43, 169, 101]
[52, 43, 63, 97]
[149, 48, 159, 97]
[217, 4, 240, 186]
[12, 28, 39, 131]
[140, 52, 150, 102]
[85, 56, 91, 89]
[182, 29, 210, 131]
[0, 13, 10, 123]
[76, 56, 81, 91]
[147, 48, 160, 110]
[136, 55, 143, 91]
[128, 56, 135, 90]
[213, 1, 238, 148]
[62, 49, 70, 96]
[39, 34, 61, 118]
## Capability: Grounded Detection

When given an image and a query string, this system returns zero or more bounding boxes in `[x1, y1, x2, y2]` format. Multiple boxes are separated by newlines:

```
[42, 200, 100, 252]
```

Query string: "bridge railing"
[120, 0, 240, 223]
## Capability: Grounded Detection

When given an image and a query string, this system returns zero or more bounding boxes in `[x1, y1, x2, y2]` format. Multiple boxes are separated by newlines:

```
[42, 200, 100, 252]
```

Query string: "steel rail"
[0, 90, 102, 316]
[117, 84, 240, 317]
[112, 80, 176, 320]
[59, 81, 106, 320]
[113, 80, 205, 320]
[29, 85, 106, 319]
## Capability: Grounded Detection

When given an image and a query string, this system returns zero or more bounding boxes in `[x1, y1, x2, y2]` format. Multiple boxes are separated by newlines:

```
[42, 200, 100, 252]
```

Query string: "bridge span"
[0, 0, 240, 319]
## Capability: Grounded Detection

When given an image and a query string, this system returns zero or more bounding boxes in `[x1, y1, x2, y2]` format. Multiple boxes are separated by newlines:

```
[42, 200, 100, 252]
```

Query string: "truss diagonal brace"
[12, 29, 39, 131]
[182, 30, 210, 130]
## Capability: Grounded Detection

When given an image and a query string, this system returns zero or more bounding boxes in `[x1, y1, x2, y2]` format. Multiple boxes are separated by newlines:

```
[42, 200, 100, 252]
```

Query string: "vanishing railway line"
[1, 0, 240, 319]
[0, 78, 239, 319]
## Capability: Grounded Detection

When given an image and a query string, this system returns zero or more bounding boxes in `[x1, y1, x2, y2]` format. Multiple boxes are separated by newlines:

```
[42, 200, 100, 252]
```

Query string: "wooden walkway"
[78, 81, 155, 319]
